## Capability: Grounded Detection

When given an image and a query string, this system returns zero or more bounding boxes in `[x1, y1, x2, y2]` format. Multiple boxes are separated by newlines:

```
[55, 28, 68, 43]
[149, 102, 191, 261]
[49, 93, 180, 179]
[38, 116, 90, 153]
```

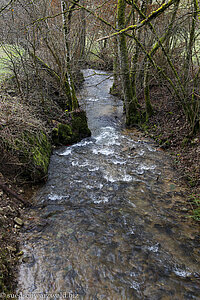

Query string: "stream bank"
[141, 85, 200, 221]
[109, 73, 200, 221]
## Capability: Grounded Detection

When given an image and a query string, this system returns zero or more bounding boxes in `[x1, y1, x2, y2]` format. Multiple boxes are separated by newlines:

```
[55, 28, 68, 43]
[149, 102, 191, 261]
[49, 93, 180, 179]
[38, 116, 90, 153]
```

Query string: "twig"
[0, 180, 31, 207]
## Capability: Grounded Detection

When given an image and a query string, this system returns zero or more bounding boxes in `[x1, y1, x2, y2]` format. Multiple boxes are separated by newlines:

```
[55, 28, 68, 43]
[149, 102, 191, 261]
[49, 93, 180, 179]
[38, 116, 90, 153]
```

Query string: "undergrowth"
[189, 194, 200, 221]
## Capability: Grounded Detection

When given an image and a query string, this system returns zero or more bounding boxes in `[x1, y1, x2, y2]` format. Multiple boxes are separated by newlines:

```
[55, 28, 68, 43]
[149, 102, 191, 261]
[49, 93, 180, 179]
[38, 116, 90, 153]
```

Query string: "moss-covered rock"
[52, 110, 91, 146]
[1, 130, 51, 182]
[21, 131, 52, 182]
[71, 111, 91, 142]
[52, 124, 72, 145]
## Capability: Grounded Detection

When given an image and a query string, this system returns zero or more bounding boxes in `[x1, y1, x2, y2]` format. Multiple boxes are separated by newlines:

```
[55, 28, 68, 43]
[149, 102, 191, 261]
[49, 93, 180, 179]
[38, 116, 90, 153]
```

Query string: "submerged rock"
[14, 217, 24, 226]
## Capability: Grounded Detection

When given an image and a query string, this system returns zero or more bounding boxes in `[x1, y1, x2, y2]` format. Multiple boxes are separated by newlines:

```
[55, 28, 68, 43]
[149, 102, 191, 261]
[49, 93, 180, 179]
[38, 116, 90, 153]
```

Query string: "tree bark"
[117, 0, 140, 126]
[61, 0, 79, 110]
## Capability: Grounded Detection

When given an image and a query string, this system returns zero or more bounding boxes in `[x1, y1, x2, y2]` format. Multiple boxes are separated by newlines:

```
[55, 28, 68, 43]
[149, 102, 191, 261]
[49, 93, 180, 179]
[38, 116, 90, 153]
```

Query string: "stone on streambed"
[14, 217, 24, 226]
[19, 131, 52, 182]
[121, 147, 129, 152]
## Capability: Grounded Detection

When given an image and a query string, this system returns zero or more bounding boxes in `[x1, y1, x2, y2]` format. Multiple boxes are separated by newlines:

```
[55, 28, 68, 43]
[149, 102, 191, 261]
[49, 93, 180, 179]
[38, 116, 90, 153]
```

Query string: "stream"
[18, 69, 200, 299]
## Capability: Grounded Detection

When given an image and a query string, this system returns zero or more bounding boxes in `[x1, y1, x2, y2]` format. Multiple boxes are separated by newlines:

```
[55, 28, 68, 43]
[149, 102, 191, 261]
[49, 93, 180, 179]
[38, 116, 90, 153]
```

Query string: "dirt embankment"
[0, 175, 37, 293]
[142, 86, 200, 221]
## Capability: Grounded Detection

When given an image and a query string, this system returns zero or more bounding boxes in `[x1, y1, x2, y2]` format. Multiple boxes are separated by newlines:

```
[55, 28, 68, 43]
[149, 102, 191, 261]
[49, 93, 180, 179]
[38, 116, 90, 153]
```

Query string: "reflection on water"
[18, 70, 200, 299]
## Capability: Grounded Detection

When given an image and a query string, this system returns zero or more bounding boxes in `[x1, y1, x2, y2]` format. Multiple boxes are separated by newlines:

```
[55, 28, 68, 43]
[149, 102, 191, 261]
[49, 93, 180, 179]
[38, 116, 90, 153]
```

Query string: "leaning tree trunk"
[110, 37, 120, 95]
[117, 0, 140, 126]
[183, 0, 199, 133]
[61, 0, 79, 110]
[143, 58, 153, 119]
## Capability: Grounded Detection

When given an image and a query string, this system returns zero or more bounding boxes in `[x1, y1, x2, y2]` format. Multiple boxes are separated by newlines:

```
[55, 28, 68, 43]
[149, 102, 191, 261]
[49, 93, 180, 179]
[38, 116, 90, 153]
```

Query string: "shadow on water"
[18, 69, 200, 299]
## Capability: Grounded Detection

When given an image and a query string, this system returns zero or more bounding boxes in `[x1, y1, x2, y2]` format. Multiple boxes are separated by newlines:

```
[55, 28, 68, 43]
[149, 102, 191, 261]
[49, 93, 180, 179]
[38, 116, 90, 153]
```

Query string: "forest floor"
[0, 80, 199, 295]
[143, 85, 200, 221]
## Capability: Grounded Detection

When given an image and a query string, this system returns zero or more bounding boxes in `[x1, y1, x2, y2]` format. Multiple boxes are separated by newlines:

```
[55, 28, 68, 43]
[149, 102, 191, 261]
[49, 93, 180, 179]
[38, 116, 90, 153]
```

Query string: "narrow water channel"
[18, 70, 200, 299]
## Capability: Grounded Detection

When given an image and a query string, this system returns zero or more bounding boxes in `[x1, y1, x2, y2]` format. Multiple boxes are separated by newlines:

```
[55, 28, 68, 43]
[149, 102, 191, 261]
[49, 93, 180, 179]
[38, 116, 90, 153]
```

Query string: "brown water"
[18, 70, 200, 300]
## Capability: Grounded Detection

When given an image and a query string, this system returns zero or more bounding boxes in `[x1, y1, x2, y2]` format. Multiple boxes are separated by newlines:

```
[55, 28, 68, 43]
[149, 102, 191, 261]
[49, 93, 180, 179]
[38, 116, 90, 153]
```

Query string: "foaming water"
[18, 70, 200, 299]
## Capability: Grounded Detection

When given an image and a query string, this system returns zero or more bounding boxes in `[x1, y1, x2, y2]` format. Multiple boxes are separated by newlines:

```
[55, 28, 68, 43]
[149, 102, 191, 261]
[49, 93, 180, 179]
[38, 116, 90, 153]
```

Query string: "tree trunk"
[61, 0, 79, 110]
[144, 58, 153, 119]
[79, 0, 86, 65]
[117, 0, 140, 126]
[110, 37, 120, 95]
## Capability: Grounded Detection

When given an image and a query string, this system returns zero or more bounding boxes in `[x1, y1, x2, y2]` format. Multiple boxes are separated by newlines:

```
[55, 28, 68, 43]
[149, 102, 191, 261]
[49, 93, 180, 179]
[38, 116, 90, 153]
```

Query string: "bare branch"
[97, 0, 179, 41]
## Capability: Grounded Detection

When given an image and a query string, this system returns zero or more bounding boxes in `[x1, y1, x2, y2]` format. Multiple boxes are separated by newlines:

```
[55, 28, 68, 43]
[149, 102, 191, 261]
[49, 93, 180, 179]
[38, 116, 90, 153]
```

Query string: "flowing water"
[18, 70, 200, 299]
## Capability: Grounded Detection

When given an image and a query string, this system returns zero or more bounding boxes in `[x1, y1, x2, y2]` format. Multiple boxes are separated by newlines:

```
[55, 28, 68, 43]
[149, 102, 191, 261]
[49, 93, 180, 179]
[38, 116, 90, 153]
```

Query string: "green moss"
[189, 194, 200, 221]
[52, 128, 59, 145]
[58, 123, 72, 144]
[21, 132, 52, 181]
[31, 133, 51, 178]
[71, 111, 91, 141]
[110, 83, 121, 97]
[2, 130, 51, 182]
[188, 177, 196, 187]
[52, 123, 73, 145]
[52, 111, 91, 146]
[127, 108, 141, 127]
[181, 137, 189, 147]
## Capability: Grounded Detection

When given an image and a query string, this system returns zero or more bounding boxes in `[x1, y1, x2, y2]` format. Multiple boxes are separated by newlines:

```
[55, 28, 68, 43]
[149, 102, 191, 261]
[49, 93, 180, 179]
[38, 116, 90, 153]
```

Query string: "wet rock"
[7, 246, 17, 252]
[180, 207, 188, 212]
[14, 224, 22, 229]
[191, 138, 199, 145]
[22, 255, 35, 265]
[65, 228, 74, 235]
[108, 187, 113, 191]
[52, 111, 91, 146]
[132, 245, 142, 251]
[14, 217, 24, 226]
[131, 146, 136, 150]
[122, 147, 129, 152]
[43, 211, 61, 219]
[35, 220, 49, 231]
[7, 90, 15, 95]
[7, 205, 15, 213]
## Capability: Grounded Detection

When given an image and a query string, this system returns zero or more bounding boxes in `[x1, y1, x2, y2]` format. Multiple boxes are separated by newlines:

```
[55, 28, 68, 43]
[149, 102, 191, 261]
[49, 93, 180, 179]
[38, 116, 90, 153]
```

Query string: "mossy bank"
[52, 111, 91, 147]
[0, 89, 91, 183]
